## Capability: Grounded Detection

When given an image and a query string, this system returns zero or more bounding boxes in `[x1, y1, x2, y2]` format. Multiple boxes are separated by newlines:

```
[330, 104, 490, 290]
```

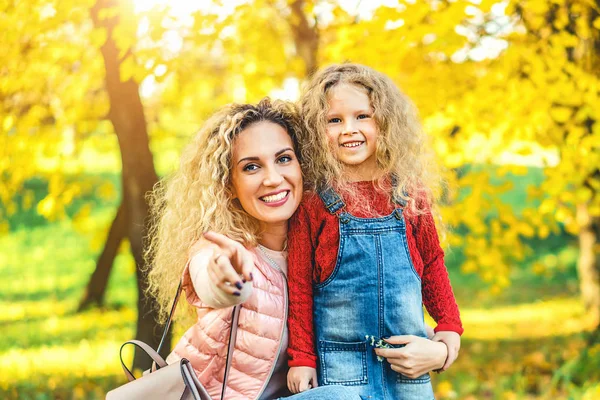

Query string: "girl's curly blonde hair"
[145, 98, 302, 322]
[299, 63, 444, 218]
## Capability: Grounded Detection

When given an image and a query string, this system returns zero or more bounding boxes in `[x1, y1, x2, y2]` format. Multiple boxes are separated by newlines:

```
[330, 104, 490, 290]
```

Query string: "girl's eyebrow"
[237, 147, 293, 165]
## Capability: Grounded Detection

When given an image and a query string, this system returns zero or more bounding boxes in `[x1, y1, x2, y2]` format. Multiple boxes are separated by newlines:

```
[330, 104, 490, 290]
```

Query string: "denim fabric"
[277, 385, 363, 399]
[313, 186, 434, 400]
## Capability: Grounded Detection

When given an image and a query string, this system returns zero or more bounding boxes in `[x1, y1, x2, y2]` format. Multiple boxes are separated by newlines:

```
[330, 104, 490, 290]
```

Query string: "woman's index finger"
[203, 231, 239, 253]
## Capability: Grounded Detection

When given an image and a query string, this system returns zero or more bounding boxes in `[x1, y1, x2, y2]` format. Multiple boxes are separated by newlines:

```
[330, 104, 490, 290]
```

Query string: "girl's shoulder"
[299, 190, 326, 211]
[292, 190, 335, 227]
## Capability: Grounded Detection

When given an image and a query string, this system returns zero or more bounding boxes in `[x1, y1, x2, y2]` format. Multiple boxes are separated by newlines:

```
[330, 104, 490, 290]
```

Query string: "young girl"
[286, 64, 463, 400]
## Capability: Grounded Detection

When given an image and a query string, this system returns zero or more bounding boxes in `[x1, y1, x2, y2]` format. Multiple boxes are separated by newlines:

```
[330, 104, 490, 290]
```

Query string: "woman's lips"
[259, 190, 290, 207]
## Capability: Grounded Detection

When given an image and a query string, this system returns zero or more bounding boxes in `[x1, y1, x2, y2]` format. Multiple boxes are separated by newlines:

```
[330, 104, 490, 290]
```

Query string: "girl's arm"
[415, 210, 463, 335]
[414, 208, 463, 370]
[286, 203, 318, 369]
[184, 233, 254, 309]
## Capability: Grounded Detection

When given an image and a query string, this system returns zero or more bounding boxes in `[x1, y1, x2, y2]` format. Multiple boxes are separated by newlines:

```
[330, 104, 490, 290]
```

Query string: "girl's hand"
[431, 331, 461, 371]
[202, 231, 254, 296]
[425, 324, 435, 339]
[374, 335, 447, 379]
[287, 366, 318, 394]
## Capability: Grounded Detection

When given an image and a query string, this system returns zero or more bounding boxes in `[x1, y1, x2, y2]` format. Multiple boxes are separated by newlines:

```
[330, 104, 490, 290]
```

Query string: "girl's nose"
[343, 120, 358, 135]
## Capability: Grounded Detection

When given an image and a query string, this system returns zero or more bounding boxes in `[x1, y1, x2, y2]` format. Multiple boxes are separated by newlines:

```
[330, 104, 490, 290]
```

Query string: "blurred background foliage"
[1, 0, 599, 398]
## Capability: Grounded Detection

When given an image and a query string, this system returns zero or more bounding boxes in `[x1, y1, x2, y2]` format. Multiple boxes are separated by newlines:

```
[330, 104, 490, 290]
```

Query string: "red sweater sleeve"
[413, 210, 464, 335]
[286, 200, 318, 368]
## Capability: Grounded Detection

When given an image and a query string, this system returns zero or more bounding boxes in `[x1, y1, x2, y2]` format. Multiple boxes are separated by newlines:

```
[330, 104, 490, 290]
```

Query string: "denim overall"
[313, 186, 434, 400]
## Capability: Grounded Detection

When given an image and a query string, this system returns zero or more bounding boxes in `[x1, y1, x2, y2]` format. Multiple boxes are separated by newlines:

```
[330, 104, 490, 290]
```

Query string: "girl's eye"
[328, 117, 341, 124]
[243, 163, 259, 172]
[357, 114, 371, 120]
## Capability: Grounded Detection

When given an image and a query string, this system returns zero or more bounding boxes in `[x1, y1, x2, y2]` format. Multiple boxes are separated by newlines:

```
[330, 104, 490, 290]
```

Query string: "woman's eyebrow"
[275, 148, 293, 156]
[237, 147, 293, 165]
[237, 156, 258, 165]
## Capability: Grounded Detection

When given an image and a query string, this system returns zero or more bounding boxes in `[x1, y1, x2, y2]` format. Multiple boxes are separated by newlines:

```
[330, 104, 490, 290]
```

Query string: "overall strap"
[317, 185, 346, 215]
[390, 174, 408, 208]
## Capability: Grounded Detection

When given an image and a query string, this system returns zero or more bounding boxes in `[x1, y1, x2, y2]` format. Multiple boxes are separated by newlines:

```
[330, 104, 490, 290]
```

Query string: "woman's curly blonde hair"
[145, 98, 302, 322]
[299, 63, 444, 219]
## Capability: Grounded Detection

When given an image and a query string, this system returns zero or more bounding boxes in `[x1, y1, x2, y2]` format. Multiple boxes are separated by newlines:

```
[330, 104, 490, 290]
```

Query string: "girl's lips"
[340, 141, 364, 148]
[259, 190, 290, 207]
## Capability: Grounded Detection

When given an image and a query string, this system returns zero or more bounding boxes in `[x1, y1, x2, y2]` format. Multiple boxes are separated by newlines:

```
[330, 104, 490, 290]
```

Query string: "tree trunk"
[576, 203, 600, 329]
[289, 0, 319, 77]
[91, 0, 168, 370]
[78, 202, 127, 311]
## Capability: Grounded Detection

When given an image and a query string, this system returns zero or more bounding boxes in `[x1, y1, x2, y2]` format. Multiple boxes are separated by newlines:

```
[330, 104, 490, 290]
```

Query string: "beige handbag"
[106, 281, 241, 400]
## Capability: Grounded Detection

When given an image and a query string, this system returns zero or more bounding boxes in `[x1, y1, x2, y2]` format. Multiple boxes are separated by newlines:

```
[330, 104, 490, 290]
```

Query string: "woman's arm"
[185, 232, 255, 309]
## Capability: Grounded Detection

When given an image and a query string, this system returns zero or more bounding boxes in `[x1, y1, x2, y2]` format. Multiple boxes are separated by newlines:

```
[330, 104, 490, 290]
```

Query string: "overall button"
[340, 214, 351, 224]
[394, 209, 402, 220]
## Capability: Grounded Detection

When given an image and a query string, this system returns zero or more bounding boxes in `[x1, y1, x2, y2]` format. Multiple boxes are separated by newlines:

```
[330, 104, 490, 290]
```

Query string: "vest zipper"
[254, 253, 288, 400]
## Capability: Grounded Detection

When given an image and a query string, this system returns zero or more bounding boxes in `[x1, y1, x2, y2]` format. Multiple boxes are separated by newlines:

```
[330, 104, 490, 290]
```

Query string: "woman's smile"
[259, 189, 290, 205]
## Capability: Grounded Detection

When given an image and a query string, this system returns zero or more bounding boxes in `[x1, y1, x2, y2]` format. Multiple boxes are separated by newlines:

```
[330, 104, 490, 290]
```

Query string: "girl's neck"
[343, 165, 384, 183]
[258, 221, 288, 251]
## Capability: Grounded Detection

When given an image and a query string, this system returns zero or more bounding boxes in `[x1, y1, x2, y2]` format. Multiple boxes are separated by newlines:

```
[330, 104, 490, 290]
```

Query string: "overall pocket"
[318, 340, 368, 386]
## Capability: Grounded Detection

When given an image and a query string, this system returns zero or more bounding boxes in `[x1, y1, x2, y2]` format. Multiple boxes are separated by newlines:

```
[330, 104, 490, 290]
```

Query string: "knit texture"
[287, 182, 463, 368]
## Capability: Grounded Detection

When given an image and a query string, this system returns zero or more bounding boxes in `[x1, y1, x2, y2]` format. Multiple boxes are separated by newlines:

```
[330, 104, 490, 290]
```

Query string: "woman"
[145, 98, 447, 399]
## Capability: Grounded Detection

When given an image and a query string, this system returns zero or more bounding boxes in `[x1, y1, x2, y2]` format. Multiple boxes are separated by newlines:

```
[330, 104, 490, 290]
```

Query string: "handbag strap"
[124, 278, 241, 400]
[221, 304, 240, 399]
[119, 340, 168, 382]
[156, 280, 184, 356]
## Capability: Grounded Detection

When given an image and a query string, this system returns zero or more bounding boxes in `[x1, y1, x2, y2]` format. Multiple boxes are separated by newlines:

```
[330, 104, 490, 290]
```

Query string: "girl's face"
[326, 83, 379, 181]
[230, 121, 303, 228]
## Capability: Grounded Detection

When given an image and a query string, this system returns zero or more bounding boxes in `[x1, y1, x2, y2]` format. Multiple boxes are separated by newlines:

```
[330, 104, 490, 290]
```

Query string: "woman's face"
[230, 121, 303, 227]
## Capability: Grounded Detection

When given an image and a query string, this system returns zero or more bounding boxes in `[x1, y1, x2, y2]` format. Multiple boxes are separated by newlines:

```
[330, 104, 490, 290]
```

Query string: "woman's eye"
[328, 117, 341, 124]
[243, 163, 259, 172]
[277, 155, 293, 164]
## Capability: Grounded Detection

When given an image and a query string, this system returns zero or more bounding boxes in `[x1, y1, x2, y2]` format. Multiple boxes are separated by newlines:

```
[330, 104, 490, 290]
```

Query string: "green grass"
[0, 165, 596, 399]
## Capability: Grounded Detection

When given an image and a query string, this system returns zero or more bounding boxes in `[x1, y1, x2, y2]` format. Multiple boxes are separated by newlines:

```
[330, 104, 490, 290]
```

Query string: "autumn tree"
[458, 0, 600, 327]
[1, 0, 319, 370]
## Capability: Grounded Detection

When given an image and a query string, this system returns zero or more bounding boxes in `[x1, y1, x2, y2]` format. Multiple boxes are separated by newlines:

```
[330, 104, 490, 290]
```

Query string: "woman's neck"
[258, 221, 288, 251]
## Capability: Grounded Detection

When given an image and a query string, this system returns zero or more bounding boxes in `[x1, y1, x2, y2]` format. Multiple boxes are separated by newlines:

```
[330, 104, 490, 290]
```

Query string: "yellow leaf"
[37, 196, 57, 219]
[532, 262, 546, 275]
[436, 380, 455, 398]
[550, 106, 572, 123]
[2, 116, 14, 131]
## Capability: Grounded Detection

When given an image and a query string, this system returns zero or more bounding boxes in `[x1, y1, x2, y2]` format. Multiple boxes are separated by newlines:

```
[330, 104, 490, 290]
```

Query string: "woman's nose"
[263, 166, 284, 186]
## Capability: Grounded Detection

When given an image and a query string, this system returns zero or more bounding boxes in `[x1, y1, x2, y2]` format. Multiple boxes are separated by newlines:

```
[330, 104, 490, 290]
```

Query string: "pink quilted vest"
[166, 247, 287, 399]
